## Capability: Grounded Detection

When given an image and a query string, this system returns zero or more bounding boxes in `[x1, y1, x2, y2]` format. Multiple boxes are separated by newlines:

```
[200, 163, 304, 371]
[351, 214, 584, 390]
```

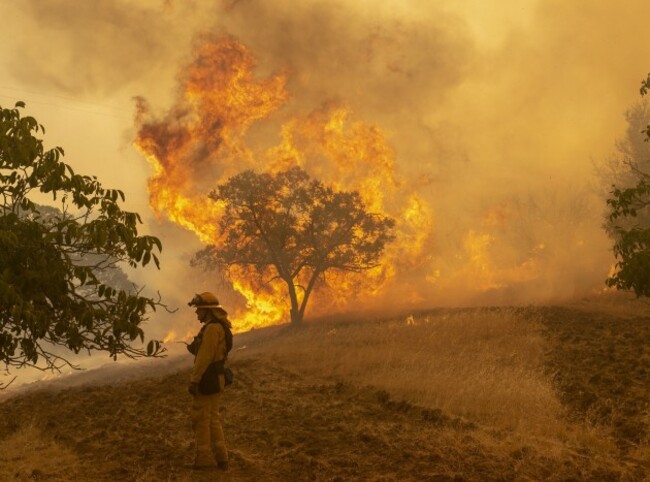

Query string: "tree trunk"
[297, 269, 320, 323]
[290, 307, 302, 325]
[286, 280, 303, 325]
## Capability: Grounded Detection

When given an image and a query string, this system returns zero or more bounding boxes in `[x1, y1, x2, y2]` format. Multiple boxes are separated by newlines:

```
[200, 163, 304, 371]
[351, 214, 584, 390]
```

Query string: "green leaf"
[0, 103, 166, 372]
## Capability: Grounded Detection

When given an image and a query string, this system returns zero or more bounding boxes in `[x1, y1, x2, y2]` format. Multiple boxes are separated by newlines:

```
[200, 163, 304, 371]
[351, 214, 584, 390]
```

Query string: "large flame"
[135, 36, 432, 330]
[135, 34, 603, 331]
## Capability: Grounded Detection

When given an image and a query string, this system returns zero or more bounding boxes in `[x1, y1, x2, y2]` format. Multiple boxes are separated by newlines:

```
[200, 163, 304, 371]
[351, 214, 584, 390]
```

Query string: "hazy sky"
[2, 0, 650, 354]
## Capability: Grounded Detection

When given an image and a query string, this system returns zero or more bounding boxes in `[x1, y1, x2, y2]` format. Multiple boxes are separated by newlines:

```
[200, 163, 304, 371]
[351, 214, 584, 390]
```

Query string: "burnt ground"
[0, 306, 649, 481]
[537, 306, 650, 450]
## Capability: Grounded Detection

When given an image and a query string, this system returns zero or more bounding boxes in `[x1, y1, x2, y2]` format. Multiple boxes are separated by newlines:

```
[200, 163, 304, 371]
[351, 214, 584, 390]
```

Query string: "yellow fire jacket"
[190, 322, 227, 384]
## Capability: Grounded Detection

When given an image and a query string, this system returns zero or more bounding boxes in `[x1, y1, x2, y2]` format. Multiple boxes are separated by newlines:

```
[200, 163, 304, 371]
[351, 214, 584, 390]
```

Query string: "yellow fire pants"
[192, 392, 228, 466]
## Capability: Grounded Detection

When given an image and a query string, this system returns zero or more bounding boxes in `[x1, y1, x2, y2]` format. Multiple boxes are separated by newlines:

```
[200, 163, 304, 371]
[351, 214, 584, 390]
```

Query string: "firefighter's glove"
[187, 338, 198, 355]
[188, 382, 199, 397]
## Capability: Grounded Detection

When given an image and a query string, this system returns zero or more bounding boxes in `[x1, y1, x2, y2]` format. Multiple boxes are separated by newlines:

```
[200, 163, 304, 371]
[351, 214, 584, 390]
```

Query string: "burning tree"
[0, 102, 165, 384]
[193, 167, 396, 325]
[134, 36, 431, 328]
[606, 73, 650, 296]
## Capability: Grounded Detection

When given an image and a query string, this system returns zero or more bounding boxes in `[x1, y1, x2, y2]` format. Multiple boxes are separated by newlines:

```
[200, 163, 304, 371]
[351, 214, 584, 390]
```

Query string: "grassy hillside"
[1, 305, 649, 481]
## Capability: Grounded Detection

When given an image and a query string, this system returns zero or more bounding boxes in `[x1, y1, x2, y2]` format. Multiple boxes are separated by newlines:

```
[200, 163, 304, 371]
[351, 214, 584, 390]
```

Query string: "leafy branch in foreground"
[606, 73, 650, 296]
[0, 102, 166, 385]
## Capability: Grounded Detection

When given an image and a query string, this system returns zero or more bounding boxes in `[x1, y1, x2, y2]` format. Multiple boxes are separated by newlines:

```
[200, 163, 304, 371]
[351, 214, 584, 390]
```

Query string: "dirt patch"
[0, 353, 640, 481]
[538, 306, 650, 450]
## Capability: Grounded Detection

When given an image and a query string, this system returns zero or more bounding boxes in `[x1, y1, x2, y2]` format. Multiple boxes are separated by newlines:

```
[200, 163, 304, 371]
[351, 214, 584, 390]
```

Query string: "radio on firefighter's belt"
[199, 360, 234, 394]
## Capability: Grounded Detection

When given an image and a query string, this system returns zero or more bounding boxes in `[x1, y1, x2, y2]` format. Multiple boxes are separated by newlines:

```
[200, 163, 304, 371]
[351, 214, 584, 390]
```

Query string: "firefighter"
[187, 292, 231, 470]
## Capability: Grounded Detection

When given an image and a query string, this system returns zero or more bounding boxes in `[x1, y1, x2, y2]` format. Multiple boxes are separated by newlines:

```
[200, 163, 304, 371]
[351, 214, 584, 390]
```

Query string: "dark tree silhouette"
[194, 167, 395, 324]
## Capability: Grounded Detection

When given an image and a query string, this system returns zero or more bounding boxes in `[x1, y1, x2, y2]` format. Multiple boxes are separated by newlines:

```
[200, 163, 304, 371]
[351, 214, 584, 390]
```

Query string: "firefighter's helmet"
[188, 292, 222, 308]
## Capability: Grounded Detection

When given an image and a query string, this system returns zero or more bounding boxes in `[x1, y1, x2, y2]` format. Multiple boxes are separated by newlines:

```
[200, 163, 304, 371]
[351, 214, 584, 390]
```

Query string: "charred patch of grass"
[539, 305, 650, 452]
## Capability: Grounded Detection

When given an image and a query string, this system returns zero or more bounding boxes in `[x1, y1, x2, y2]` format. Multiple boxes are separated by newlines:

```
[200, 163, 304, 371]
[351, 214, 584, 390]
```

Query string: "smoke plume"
[3, 0, 650, 341]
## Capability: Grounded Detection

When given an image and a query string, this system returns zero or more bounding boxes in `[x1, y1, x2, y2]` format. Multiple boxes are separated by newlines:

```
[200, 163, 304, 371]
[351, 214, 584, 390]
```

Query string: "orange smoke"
[134, 36, 432, 329]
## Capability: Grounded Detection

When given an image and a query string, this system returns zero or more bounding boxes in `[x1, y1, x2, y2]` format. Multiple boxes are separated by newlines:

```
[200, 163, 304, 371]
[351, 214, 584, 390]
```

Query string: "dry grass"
[0, 424, 81, 481]
[244, 309, 561, 430]
[238, 307, 632, 462]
